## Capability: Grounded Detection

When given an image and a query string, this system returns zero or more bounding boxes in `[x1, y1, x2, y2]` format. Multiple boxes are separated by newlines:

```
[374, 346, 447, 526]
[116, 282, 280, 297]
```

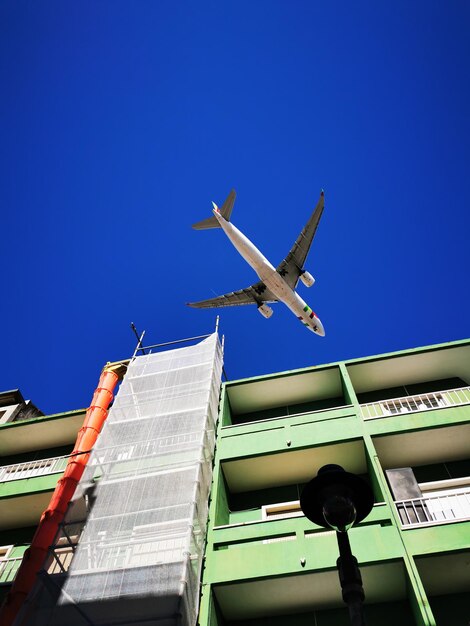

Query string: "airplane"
[187, 189, 326, 336]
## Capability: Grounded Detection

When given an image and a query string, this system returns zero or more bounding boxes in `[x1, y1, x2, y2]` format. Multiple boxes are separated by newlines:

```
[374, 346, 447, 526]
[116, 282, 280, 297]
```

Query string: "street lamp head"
[300, 464, 374, 532]
[322, 493, 357, 532]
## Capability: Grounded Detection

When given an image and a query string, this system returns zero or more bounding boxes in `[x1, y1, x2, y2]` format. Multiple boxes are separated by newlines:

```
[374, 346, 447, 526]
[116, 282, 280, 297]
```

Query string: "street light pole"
[299, 464, 374, 626]
[336, 530, 366, 626]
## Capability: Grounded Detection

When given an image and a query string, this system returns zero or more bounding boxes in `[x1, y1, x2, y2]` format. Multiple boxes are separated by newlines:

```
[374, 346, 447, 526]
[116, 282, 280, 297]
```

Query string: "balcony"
[202, 504, 420, 625]
[208, 501, 398, 572]
[361, 386, 470, 420]
[0, 454, 71, 530]
[223, 365, 349, 427]
[416, 552, 470, 623]
[0, 546, 79, 587]
[220, 438, 367, 498]
[0, 455, 68, 484]
[395, 485, 470, 528]
[0, 409, 85, 457]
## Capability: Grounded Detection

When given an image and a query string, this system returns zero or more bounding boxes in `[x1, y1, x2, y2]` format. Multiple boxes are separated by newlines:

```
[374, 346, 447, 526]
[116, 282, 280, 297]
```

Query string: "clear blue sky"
[1, 1, 469, 414]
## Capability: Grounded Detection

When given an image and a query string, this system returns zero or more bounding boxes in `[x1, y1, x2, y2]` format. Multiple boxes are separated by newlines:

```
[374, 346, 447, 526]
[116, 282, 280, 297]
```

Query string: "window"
[262, 500, 302, 521]
[260, 502, 301, 545]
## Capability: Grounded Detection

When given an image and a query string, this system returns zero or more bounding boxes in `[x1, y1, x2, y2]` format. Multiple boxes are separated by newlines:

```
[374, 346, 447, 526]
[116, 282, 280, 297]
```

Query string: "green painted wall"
[214, 471, 230, 527]
[218, 409, 360, 462]
[0, 471, 62, 499]
[401, 522, 470, 556]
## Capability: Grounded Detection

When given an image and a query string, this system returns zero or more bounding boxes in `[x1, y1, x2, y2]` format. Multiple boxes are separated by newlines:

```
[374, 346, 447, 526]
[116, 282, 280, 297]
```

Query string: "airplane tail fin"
[219, 189, 236, 221]
[192, 189, 236, 230]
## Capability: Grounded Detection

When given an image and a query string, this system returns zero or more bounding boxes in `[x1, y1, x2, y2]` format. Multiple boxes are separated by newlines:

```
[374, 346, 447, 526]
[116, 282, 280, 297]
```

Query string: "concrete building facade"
[0, 338, 469, 625]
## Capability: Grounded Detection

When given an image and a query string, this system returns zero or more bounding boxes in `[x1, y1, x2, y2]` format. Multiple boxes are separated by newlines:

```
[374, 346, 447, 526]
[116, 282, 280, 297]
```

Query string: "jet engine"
[258, 304, 273, 319]
[299, 271, 315, 287]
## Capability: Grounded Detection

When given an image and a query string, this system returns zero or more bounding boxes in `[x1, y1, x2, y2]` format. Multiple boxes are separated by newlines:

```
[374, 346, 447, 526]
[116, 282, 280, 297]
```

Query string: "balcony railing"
[360, 386, 470, 420]
[0, 556, 22, 584]
[0, 548, 79, 585]
[0, 455, 68, 483]
[46, 545, 77, 575]
[396, 489, 470, 527]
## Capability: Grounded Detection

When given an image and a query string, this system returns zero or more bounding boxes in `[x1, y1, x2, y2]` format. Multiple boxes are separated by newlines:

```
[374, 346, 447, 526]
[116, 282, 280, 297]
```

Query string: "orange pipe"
[0, 368, 120, 626]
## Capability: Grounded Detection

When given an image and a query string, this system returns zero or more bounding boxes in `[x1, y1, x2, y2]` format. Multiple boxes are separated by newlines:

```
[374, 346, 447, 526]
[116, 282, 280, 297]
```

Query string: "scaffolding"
[18, 331, 223, 626]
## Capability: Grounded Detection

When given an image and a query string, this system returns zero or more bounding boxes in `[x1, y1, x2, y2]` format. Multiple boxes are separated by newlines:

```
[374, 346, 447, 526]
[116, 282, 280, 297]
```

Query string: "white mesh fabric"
[31, 333, 223, 626]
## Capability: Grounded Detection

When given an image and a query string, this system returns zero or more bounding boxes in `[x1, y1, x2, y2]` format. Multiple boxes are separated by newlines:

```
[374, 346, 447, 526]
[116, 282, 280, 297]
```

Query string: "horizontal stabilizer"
[192, 189, 236, 230]
[192, 215, 220, 230]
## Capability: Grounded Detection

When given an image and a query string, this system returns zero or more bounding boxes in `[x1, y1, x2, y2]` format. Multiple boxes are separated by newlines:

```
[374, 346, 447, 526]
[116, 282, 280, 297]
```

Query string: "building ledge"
[0, 410, 85, 457]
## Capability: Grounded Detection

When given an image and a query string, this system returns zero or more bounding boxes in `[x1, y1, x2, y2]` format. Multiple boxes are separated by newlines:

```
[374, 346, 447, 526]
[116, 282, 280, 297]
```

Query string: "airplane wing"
[187, 281, 278, 308]
[276, 191, 325, 290]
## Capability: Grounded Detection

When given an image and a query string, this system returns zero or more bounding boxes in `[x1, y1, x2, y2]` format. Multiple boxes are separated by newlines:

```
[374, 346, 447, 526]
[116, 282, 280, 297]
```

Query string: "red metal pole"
[0, 368, 120, 626]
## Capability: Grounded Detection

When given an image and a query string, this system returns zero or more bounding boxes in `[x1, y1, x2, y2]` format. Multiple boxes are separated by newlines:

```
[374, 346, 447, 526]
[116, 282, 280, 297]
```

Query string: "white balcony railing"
[0, 556, 23, 584]
[396, 488, 470, 527]
[360, 386, 470, 420]
[0, 455, 68, 483]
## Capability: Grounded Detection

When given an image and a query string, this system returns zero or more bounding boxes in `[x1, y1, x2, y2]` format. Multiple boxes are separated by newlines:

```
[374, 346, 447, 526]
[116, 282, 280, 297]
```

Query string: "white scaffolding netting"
[20, 332, 223, 626]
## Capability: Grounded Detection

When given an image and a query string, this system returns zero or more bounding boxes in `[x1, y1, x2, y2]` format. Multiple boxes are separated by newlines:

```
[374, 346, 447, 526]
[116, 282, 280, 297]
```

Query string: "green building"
[199, 338, 470, 626]
[0, 395, 86, 602]
[0, 338, 469, 625]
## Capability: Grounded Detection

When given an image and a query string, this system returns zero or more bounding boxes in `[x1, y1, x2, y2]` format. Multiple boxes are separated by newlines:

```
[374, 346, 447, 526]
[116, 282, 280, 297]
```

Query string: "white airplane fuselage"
[213, 209, 325, 336]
